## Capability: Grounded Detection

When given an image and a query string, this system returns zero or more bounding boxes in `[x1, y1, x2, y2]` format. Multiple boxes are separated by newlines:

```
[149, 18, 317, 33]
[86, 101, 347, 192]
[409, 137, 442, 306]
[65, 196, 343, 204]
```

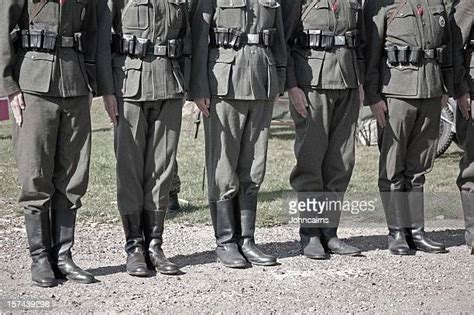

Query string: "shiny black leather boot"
[24, 210, 57, 287]
[143, 210, 180, 275]
[122, 213, 151, 277]
[210, 200, 250, 268]
[52, 209, 96, 283]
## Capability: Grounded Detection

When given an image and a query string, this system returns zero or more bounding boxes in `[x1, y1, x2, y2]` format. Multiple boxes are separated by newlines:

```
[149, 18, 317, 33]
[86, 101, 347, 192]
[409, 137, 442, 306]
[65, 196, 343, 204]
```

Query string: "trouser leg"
[141, 98, 182, 274]
[115, 99, 149, 276]
[456, 105, 474, 249]
[13, 93, 60, 287]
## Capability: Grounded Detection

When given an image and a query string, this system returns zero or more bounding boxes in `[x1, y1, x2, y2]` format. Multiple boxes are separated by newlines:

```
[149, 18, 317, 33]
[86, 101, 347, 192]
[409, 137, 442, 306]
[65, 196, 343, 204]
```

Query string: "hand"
[288, 87, 308, 118]
[441, 94, 449, 108]
[8, 91, 25, 127]
[457, 94, 472, 121]
[103, 94, 119, 126]
[370, 100, 388, 128]
[195, 97, 210, 118]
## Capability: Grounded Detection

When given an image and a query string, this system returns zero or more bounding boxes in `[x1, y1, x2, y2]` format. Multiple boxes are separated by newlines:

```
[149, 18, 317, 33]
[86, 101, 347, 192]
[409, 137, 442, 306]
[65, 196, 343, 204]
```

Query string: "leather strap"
[387, 0, 408, 26]
[29, 0, 49, 24]
[301, 0, 320, 22]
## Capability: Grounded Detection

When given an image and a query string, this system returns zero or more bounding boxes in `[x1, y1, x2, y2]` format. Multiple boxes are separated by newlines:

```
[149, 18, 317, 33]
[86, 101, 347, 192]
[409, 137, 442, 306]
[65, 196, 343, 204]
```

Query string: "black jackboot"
[51, 209, 96, 283]
[321, 227, 361, 256]
[461, 191, 474, 254]
[24, 210, 57, 287]
[381, 190, 414, 255]
[121, 213, 150, 277]
[237, 194, 277, 266]
[406, 188, 447, 254]
[143, 210, 180, 275]
[168, 193, 181, 212]
[300, 228, 328, 259]
[210, 200, 250, 268]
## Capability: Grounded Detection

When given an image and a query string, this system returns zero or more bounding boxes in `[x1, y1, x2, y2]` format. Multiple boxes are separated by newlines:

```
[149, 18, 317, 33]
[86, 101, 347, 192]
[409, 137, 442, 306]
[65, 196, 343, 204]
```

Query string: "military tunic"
[97, 0, 190, 215]
[363, 0, 453, 229]
[450, 0, 474, 246]
[283, 0, 365, 234]
[0, 0, 97, 213]
[190, 0, 286, 202]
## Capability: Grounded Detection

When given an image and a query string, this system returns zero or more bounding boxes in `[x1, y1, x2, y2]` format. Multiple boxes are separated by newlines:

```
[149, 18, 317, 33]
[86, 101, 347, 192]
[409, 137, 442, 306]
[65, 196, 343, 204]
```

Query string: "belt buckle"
[61, 36, 74, 48]
[334, 35, 346, 46]
[424, 49, 435, 59]
[247, 34, 260, 45]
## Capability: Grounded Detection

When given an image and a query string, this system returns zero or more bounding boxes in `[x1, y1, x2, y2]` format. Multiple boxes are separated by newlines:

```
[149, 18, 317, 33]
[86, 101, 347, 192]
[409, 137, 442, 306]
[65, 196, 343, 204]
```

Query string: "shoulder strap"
[387, 0, 408, 26]
[301, 0, 321, 22]
[29, 0, 49, 24]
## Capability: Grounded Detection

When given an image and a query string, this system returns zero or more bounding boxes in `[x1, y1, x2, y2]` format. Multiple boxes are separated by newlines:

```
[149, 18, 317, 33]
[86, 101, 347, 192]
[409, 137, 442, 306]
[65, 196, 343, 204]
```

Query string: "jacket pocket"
[15, 51, 54, 93]
[304, 0, 330, 30]
[215, 0, 247, 29]
[293, 50, 325, 87]
[381, 62, 419, 96]
[122, 0, 150, 30]
[112, 57, 143, 98]
[387, 4, 416, 39]
[208, 48, 236, 96]
[259, 0, 279, 26]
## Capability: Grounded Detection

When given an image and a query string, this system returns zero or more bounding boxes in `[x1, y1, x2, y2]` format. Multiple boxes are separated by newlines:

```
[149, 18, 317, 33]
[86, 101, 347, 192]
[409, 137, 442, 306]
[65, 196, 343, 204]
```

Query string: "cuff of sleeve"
[277, 67, 286, 95]
[0, 78, 20, 98]
[85, 63, 98, 96]
[363, 93, 382, 106]
[454, 82, 470, 99]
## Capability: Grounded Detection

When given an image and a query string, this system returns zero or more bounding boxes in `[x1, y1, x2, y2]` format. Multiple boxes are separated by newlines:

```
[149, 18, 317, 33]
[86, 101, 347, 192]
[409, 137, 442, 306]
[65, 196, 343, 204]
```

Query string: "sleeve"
[450, 0, 473, 98]
[181, 1, 192, 93]
[95, 0, 116, 96]
[83, 0, 98, 95]
[272, 3, 287, 95]
[281, 0, 301, 90]
[189, 0, 213, 99]
[0, 0, 26, 97]
[362, 0, 386, 106]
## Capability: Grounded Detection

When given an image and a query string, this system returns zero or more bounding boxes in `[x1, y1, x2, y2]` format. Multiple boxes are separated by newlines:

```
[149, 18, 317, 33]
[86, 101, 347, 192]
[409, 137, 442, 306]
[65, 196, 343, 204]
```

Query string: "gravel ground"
[0, 208, 472, 313]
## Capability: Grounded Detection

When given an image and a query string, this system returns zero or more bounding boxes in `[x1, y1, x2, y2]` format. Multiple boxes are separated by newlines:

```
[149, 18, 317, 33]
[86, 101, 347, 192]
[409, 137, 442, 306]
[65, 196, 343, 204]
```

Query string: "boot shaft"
[24, 210, 52, 259]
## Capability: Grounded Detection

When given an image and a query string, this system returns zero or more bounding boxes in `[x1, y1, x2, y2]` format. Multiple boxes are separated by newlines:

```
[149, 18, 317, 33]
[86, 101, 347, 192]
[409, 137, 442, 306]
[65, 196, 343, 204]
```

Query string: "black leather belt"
[385, 45, 448, 66]
[19, 30, 84, 53]
[294, 30, 359, 50]
[112, 34, 183, 59]
[210, 28, 276, 49]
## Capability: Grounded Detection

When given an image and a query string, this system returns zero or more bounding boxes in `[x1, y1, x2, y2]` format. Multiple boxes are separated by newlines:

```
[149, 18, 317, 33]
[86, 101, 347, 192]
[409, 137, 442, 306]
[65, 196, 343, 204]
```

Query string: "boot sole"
[415, 248, 449, 254]
[216, 258, 250, 269]
[329, 251, 362, 257]
[127, 271, 151, 277]
[156, 269, 180, 275]
[389, 250, 416, 256]
[65, 276, 97, 284]
[304, 254, 329, 260]
[247, 260, 278, 266]
[33, 281, 57, 288]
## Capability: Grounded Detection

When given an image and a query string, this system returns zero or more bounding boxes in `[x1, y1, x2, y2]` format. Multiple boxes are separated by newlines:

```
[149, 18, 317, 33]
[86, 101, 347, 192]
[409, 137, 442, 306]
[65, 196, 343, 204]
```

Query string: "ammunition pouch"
[19, 30, 85, 53]
[294, 30, 359, 50]
[210, 28, 276, 49]
[112, 34, 183, 59]
[385, 45, 448, 66]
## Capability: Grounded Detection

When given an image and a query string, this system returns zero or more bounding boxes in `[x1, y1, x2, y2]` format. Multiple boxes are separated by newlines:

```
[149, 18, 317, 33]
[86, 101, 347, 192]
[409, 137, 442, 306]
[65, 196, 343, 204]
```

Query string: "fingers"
[295, 102, 308, 118]
[197, 98, 210, 117]
[460, 101, 470, 120]
[9, 94, 23, 126]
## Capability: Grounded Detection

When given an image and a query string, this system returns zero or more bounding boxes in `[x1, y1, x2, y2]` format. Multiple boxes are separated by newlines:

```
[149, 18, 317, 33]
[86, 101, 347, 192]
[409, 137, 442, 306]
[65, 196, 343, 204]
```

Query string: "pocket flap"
[259, 0, 280, 9]
[294, 49, 326, 60]
[23, 51, 54, 62]
[396, 5, 415, 18]
[429, 5, 445, 14]
[168, 0, 187, 4]
[208, 48, 236, 63]
[216, 0, 247, 8]
[314, 1, 330, 9]
[134, 0, 149, 5]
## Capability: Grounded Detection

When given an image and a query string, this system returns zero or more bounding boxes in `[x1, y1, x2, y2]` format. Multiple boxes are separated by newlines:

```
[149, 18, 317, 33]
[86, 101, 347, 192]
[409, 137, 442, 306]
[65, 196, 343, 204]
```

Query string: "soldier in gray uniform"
[190, 0, 286, 268]
[450, 0, 474, 254]
[0, 0, 98, 287]
[282, 0, 365, 259]
[97, 0, 190, 276]
[364, 0, 452, 255]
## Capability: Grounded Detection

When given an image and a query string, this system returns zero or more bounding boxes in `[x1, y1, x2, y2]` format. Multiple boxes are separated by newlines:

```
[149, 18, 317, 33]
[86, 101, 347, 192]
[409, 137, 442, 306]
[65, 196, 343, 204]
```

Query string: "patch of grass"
[0, 100, 465, 226]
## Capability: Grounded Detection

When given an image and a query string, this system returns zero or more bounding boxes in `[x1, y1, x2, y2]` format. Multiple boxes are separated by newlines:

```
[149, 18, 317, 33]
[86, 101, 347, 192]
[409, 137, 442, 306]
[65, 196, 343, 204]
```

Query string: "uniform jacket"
[450, 0, 473, 98]
[283, 0, 366, 90]
[0, 0, 97, 98]
[363, 0, 453, 105]
[189, 0, 287, 101]
[96, 0, 191, 101]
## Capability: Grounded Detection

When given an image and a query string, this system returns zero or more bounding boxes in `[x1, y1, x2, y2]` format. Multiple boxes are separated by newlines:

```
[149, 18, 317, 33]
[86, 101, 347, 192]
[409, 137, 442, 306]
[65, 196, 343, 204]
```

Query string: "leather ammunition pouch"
[294, 30, 359, 50]
[210, 28, 276, 49]
[385, 45, 448, 66]
[19, 30, 85, 53]
[112, 34, 183, 59]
